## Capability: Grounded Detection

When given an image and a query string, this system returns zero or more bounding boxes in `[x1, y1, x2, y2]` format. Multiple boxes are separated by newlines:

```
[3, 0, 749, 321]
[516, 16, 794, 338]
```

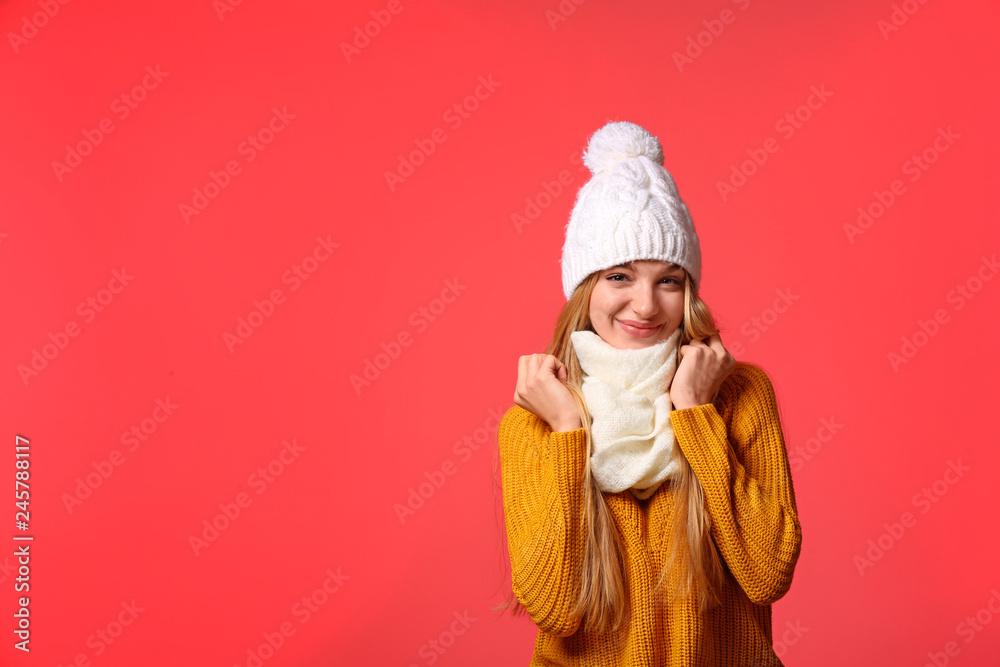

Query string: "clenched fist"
[513, 354, 584, 432]
[669, 333, 736, 409]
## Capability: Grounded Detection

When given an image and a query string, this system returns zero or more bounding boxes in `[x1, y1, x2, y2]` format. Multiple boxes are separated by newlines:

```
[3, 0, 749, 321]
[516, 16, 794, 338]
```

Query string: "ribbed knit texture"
[498, 362, 802, 666]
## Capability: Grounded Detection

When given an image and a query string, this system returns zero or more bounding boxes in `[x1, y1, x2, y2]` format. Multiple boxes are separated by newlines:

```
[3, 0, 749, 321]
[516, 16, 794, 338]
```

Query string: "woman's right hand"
[513, 354, 583, 432]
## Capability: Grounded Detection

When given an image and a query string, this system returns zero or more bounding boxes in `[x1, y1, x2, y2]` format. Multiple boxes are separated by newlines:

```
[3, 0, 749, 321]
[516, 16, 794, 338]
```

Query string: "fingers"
[684, 334, 726, 351]
[518, 354, 564, 386]
[686, 336, 712, 347]
[514, 355, 527, 404]
[679, 334, 732, 367]
[516, 354, 545, 398]
[680, 340, 704, 360]
[515, 353, 568, 412]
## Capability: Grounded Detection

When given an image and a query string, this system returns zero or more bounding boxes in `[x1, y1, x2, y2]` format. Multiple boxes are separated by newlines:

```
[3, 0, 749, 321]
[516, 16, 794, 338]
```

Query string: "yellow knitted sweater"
[498, 362, 802, 666]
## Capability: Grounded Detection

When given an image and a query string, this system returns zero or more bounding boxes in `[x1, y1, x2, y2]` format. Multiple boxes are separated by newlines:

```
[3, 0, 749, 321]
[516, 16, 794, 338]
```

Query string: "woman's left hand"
[669, 333, 736, 410]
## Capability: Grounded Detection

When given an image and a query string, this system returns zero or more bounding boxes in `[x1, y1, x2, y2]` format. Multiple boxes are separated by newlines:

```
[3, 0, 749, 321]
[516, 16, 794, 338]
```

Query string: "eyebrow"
[610, 263, 684, 275]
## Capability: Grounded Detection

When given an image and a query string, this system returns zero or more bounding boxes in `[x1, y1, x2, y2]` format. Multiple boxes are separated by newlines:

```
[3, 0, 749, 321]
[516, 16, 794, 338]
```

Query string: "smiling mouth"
[618, 320, 662, 336]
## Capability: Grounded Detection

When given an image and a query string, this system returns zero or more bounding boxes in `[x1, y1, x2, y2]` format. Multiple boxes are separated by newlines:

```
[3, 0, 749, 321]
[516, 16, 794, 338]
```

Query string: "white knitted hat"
[561, 121, 702, 300]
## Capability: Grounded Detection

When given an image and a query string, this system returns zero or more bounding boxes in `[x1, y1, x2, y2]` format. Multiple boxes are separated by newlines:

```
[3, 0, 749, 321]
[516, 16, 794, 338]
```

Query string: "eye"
[605, 273, 681, 285]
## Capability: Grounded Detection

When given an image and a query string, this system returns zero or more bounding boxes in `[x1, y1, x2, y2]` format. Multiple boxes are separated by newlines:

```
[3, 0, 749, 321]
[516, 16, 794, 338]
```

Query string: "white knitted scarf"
[569, 328, 682, 499]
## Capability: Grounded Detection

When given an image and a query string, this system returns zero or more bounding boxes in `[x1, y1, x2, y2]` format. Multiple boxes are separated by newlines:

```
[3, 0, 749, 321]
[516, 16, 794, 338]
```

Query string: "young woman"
[496, 121, 802, 666]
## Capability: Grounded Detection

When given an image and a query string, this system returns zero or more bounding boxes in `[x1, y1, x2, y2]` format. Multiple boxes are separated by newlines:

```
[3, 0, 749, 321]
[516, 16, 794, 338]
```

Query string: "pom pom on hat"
[583, 121, 665, 175]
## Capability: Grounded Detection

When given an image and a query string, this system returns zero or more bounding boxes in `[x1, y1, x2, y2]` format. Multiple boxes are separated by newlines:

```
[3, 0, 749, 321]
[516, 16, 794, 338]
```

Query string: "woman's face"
[588, 260, 686, 350]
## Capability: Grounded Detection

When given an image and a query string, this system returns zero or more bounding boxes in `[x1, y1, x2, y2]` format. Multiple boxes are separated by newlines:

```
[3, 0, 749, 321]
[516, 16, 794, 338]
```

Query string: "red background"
[2, 0, 999, 665]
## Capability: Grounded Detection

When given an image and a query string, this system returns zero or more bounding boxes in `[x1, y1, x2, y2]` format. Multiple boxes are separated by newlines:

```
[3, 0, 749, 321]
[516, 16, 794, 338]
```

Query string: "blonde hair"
[493, 264, 726, 635]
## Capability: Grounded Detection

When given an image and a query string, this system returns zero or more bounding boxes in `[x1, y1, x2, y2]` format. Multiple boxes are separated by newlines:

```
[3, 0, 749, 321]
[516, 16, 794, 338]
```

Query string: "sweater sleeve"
[668, 363, 802, 605]
[497, 404, 589, 637]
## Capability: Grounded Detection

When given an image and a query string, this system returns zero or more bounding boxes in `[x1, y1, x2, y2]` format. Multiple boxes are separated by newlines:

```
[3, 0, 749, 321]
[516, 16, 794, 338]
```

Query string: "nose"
[631, 282, 658, 318]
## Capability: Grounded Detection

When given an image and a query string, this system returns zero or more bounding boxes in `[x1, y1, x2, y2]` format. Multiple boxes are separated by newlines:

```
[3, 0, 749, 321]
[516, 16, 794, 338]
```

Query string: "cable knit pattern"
[498, 362, 802, 666]
[561, 121, 703, 300]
